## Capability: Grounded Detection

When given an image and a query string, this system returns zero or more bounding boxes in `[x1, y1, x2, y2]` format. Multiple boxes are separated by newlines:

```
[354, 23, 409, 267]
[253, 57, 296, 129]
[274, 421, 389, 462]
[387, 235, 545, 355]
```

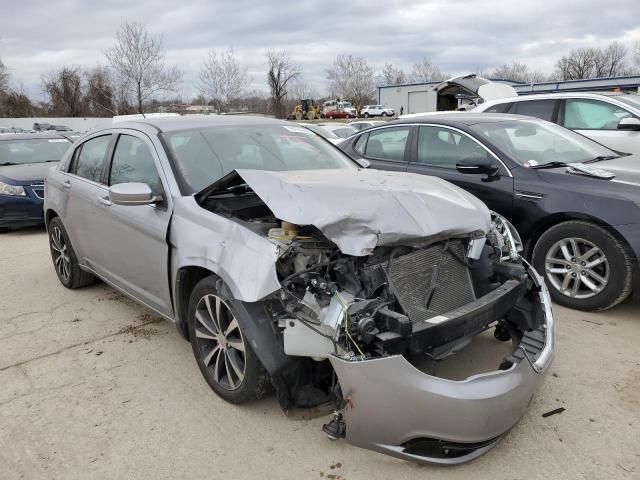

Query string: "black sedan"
[340, 112, 640, 311]
[0, 132, 72, 232]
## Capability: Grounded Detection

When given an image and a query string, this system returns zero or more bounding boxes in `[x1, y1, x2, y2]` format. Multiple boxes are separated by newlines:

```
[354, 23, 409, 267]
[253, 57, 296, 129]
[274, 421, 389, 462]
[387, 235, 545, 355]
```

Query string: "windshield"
[613, 94, 640, 110]
[470, 120, 618, 166]
[0, 138, 71, 165]
[162, 124, 356, 194]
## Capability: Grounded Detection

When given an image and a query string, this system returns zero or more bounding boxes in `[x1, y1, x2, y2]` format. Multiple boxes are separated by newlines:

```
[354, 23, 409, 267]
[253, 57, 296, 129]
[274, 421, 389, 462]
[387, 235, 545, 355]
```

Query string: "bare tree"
[84, 66, 116, 116]
[326, 54, 376, 106]
[105, 21, 182, 114]
[199, 47, 249, 112]
[0, 58, 8, 93]
[555, 43, 630, 80]
[596, 42, 628, 77]
[42, 66, 85, 116]
[489, 61, 547, 83]
[377, 63, 407, 86]
[266, 50, 301, 118]
[410, 57, 449, 83]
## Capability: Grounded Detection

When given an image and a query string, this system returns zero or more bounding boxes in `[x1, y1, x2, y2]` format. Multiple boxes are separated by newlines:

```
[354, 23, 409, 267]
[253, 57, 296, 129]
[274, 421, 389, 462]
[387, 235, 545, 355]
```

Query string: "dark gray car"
[44, 116, 553, 465]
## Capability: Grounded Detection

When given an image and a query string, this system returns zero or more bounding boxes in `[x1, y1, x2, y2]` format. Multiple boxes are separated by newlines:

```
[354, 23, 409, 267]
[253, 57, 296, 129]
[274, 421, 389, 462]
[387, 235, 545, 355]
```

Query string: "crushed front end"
[271, 215, 554, 465]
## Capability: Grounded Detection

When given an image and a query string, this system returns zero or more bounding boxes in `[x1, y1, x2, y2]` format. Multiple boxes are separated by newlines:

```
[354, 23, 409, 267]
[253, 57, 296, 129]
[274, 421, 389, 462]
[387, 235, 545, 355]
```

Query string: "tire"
[48, 217, 95, 289]
[345, 114, 351, 119]
[187, 275, 270, 404]
[382, 112, 388, 117]
[328, 115, 333, 120]
[363, 112, 370, 118]
[532, 220, 633, 311]
[0, 227, 10, 234]
[307, 111, 316, 120]
[295, 111, 303, 121]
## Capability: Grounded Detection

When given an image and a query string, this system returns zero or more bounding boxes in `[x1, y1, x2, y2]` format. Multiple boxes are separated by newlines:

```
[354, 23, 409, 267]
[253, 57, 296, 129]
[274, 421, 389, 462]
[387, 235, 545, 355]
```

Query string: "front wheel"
[532, 220, 633, 311]
[188, 276, 270, 404]
[48, 217, 95, 289]
[363, 112, 370, 118]
[381, 112, 388, 117]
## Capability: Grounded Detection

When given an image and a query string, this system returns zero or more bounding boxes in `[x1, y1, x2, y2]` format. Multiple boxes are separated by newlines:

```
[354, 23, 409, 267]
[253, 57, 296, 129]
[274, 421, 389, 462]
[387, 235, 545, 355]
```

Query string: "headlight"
[0, 181, 26, 196]
[490, 212, 523, 261]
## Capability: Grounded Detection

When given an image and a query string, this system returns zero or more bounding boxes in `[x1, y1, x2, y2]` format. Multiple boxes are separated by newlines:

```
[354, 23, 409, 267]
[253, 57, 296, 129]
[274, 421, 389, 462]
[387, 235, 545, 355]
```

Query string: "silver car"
[475, 91, 640, 155]
[44, 116, 554, 465]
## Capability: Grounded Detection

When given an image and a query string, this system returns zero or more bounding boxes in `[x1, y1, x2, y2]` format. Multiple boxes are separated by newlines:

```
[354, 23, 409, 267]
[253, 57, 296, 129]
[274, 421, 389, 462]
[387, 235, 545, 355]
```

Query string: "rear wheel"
[532, 221, 632, 311]
[328, 115, 334, 119]
[188, 276, 269, 404]
[48, 217, 95, 289]
[382, 112, 388, 117]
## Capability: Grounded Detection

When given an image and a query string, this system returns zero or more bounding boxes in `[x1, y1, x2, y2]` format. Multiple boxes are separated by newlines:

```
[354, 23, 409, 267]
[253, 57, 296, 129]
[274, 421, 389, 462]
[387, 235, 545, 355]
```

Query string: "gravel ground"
[0, 227, 638, 480]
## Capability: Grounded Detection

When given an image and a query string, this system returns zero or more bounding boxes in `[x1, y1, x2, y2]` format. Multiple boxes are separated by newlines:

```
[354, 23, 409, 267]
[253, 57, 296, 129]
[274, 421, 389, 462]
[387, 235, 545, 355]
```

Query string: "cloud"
[2, 0, 640, 100]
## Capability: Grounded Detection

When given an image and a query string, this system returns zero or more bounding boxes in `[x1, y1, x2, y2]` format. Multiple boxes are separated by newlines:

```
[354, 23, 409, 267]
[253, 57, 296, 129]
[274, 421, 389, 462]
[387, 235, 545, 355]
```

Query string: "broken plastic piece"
[542, 407, 565, 418]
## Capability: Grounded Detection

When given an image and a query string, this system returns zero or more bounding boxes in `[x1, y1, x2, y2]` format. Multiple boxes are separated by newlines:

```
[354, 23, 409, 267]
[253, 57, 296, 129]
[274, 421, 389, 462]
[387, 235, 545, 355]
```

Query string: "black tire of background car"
[363, 112, 370, 118]
[382, 112, 388, 117]
[47, 217, 96, 289]
[532, 220, 633, 311]
[187, 275, 270, 404]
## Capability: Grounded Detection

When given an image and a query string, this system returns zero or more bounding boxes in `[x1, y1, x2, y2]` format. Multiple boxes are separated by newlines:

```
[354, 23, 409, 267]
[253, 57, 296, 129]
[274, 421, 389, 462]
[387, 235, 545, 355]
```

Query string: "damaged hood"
[200, 168, 491, 256]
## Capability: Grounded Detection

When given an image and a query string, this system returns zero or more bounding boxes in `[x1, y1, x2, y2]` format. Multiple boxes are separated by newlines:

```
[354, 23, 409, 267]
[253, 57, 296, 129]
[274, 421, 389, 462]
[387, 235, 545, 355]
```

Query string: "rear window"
[512, 100, 556, 122]
[0, 138, 71, 165]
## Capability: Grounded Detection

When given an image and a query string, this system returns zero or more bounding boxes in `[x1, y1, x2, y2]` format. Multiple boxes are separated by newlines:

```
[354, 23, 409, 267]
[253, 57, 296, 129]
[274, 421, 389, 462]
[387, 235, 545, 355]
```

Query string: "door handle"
[62, 180, 71, 189]
[98, 196, 112, 207]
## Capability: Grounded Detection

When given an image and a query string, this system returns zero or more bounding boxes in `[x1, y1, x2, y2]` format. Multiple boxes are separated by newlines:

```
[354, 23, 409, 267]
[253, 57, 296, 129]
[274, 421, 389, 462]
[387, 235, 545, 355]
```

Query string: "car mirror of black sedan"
[456, 156, 500, 177]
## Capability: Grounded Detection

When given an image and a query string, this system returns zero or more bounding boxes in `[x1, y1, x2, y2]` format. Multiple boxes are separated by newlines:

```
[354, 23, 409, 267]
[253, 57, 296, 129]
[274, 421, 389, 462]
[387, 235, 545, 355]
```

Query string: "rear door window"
[483, 102, 512, 113]
[363, 127, 411, 162]
[512, 100, 557, 122]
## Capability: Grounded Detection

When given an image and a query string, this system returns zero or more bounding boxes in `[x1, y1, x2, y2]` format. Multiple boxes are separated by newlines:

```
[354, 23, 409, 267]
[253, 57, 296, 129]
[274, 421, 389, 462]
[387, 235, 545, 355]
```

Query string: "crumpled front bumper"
[329, 268, 554, 465]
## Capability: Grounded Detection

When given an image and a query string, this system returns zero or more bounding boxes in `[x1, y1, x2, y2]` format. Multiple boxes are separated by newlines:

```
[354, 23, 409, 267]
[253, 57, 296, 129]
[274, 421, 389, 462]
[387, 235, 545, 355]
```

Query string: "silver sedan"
[44, 116, 553, 465]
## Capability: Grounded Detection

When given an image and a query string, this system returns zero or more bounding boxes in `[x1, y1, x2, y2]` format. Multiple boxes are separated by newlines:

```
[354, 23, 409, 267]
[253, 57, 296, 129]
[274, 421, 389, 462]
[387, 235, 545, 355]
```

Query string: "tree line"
[2, 20, 640, 119]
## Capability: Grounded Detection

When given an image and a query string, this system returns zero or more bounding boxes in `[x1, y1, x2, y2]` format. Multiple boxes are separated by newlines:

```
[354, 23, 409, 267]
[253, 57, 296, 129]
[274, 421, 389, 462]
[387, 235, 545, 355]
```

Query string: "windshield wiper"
[583, 155, 619, 164]
[529, 161, 568, 170]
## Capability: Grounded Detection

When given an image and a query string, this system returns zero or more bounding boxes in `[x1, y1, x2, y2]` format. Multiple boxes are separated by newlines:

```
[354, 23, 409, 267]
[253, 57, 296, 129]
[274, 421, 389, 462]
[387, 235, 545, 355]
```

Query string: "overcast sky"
[2, 0, 640, 100]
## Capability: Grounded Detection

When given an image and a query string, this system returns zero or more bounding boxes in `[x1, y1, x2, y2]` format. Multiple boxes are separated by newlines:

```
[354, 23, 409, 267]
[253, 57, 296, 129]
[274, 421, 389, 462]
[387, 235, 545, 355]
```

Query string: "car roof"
[114, 115, 291, 133]
[484, 91, 640, 102]
[0, 131, 68, 142]
[389, 112, 543, 126]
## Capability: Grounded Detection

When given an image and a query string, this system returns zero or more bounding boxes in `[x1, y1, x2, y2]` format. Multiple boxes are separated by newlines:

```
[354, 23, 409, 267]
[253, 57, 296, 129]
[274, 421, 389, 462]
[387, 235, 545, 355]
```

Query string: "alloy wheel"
[194, 294, 246, 390]
[545, 237, 609, 299]
[51, 226, 71, 282]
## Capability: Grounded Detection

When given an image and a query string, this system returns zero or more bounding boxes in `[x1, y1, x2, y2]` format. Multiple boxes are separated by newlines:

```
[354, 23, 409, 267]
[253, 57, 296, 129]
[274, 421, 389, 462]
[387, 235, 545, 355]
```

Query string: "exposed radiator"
[388, 240, 476, 323]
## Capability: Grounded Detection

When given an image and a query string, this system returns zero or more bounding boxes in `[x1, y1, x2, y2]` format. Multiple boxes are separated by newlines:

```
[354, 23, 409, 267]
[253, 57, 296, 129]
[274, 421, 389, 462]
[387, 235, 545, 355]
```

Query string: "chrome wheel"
[545, 237, 609, 299]
[50, 226, 71, 282]
[194, 294, 246, 391]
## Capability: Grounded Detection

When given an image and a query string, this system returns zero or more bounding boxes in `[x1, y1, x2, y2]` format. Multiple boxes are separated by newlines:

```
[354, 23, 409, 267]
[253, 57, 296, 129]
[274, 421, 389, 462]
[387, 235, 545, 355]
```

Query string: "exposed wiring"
[335, 292, 365, 359]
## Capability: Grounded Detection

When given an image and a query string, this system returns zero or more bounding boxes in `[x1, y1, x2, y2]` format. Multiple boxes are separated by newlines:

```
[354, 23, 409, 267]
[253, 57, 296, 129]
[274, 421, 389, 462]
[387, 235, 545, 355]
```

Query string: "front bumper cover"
[329, 267, 554, 465]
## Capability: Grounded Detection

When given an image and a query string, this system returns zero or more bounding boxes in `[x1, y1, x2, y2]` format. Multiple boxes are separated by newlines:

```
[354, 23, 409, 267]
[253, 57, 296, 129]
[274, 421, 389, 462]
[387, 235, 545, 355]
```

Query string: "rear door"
[353, 125, 413, 172]
[60, 134, 114, 266]
[89, 131, 173, 316]
[406, 125, 514, 216]
[560, 98, 638, 154]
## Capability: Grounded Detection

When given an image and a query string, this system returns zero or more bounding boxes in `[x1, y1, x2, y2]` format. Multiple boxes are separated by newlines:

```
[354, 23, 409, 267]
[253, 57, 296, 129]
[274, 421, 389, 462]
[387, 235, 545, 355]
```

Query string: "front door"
[562, 98, 639, 155]
[90, 131, 173, 317]
[406, 125, 514, 216]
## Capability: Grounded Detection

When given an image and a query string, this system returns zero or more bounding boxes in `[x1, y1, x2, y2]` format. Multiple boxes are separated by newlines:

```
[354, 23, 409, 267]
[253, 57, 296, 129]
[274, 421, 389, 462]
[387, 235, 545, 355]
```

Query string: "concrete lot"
[0, 227, 638, 480]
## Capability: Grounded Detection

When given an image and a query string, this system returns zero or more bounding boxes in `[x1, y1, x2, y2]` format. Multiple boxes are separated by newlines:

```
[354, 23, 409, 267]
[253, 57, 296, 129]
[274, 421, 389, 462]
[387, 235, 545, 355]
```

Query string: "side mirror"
[617, 117, 640, 131]
[109, 182, 159, 206]
[456, 156, 500, 176]
[355, 158, 370, 168]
